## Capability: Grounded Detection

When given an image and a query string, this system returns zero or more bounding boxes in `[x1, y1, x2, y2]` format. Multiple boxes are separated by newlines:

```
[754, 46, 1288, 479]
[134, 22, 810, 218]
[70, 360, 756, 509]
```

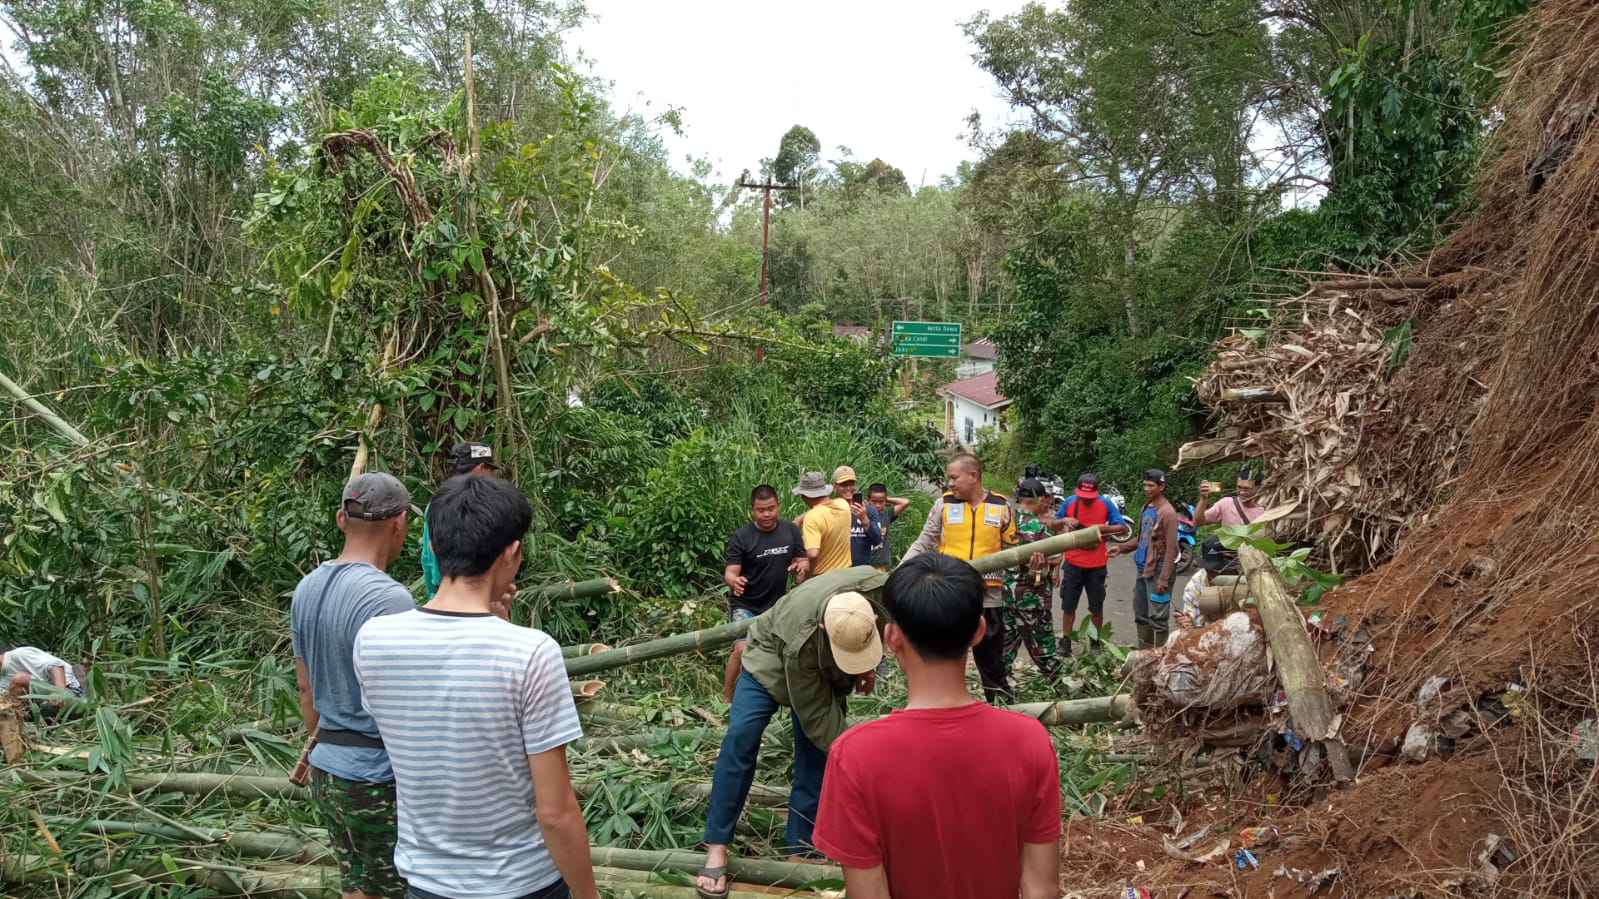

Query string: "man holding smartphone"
[832, 466, 882, 568]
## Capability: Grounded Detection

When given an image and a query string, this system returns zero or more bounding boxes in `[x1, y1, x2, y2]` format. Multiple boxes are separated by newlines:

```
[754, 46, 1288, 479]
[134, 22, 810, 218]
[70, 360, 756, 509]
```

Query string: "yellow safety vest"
[938, 491, 1012, 585]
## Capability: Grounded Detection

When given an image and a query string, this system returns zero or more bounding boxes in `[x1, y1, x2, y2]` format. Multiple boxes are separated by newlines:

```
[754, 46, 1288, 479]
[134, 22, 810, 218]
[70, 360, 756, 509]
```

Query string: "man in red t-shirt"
[1049, 473, 1131, 656]
[812, 552, 1061, 899]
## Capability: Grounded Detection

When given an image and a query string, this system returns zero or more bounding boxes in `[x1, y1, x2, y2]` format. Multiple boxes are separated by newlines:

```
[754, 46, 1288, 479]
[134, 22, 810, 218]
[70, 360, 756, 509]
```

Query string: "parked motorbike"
[1175, 502, 1198, 573]
[1100, 484, 1136, 545]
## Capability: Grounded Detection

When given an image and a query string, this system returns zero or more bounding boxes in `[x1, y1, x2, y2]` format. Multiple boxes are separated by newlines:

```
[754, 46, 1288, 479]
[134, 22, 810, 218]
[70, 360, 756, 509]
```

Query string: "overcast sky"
[571, 0, 1031, 187]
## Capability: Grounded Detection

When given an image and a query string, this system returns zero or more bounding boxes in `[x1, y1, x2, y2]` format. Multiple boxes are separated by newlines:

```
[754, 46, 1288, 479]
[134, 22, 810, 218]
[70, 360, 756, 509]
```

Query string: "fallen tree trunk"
[589, 846, 840, 888]
[1237, 544, 1352, 782]
[1010, 695, 1131, 726]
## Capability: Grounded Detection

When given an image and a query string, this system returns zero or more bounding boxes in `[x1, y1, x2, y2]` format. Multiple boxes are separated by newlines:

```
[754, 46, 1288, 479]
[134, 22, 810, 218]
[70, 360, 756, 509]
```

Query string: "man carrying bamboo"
[695, 566, 887, 899]
[291, 472, 420, 899]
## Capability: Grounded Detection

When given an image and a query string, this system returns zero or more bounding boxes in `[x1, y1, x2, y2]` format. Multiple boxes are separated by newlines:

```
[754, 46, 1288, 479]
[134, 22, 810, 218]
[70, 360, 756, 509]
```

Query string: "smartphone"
[852, 492, 864, 504]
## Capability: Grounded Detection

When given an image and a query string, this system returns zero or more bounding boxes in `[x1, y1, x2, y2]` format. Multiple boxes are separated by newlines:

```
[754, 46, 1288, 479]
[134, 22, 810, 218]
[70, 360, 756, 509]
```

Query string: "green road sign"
[890, 320, 962, 357]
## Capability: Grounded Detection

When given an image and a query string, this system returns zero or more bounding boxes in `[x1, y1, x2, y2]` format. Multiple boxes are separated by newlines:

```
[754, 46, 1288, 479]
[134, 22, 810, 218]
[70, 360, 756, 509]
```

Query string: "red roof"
[963, 337, 998, 360]
[940, 370, 1010, 408]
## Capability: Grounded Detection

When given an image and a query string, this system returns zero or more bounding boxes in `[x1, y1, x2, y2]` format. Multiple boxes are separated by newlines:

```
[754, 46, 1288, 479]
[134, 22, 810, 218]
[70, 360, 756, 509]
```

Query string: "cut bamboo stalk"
[60, 818, 328, 864]
[1009, 695, 1131, 726]
[529, 577, 620, 607]
[570, 679, 605, 701]
[588, 846, 840, 889]
[0, 369, 90, 446]
[567, 530, 1107, 678]
[561, 641, 614, 659]
[18, 769, 302, 800]
[1198, 583, 1251, 620]
[1237, 544, 1352, 782]
[591, 868, 776, 898]
[0, 851, 337, 898]
[574, 727, 723, 754]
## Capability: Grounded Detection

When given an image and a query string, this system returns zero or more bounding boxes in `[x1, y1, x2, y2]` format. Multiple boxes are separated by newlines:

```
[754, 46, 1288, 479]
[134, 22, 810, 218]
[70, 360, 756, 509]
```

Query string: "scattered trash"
[1126, 815, 1144, 825]
[1417, 675, 1449, 703]
[1163, 836, 1230, 865]
[1173, 827, 1208, 850]
[1572, 718, 1597, 760]
[1474, 833, 1517, 886]
[1273, 865, 1340, 892]
[1282, 719, 1305, 751]
[1235, 848, 1259, 869]
[1239, 826, 1281, 850]
[1122, 888, 1151, 899]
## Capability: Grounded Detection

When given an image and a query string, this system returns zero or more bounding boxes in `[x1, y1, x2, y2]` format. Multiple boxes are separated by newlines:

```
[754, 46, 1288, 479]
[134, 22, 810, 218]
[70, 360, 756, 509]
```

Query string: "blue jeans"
[704, 670, 827, 855]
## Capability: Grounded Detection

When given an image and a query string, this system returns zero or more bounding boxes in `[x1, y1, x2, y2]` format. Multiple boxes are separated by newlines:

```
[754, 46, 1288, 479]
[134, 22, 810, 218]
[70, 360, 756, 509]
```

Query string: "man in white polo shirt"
[354, 474, 598, 899]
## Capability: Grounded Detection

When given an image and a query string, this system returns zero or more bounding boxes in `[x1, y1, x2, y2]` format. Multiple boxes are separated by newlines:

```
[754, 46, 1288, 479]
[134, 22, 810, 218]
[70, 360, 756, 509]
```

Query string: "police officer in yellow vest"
[901, 452, 1019, 702]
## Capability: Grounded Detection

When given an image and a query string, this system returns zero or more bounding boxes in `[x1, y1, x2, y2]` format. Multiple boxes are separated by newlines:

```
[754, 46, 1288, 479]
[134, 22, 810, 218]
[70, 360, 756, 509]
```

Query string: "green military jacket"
[740, 565, 889, 753]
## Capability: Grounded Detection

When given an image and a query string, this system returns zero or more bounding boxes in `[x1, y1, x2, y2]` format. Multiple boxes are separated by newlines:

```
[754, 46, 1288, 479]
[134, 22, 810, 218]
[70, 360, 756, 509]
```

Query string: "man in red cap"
[1049, 473, 1131, 655]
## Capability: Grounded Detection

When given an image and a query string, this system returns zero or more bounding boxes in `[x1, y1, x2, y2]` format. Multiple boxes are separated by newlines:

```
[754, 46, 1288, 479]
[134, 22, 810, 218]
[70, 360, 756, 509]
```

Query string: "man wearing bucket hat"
[695, 566, 888, 899]
[793, 470, 859, 576]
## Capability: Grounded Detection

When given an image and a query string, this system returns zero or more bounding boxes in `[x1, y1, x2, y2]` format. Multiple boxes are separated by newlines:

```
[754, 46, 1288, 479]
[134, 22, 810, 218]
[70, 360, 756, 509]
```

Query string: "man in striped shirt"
[355, 474, 599, 899]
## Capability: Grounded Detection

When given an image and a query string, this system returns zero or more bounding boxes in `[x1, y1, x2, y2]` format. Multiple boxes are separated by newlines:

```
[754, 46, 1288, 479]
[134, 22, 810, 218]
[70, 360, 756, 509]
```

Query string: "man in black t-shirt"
[722, 484, 809, 701]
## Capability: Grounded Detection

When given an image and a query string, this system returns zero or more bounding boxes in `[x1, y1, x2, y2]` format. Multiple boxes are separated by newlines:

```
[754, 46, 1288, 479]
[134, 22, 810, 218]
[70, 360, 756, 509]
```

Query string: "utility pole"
[737, 174, 795, 361]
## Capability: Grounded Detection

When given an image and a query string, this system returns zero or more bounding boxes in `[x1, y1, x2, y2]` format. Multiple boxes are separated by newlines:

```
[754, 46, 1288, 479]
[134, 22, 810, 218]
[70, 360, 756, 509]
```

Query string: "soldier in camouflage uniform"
[1004, 479, 1061, 681]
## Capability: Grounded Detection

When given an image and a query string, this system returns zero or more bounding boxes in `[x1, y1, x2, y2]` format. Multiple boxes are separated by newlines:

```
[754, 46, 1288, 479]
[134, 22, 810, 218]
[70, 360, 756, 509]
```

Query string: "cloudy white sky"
[571, 0, 1031, 187]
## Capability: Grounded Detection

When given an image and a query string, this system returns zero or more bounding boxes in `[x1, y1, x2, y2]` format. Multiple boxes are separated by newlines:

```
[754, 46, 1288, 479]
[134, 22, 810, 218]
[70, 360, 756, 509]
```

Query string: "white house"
[956, 337, 998, 379]
[940, 370, 1011, 447]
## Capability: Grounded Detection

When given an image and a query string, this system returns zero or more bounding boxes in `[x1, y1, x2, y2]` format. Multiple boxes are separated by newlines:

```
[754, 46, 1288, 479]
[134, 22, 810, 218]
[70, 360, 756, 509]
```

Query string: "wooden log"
[588, 846, 840, 889]
[566, 531, 1107, 678]
[1237, 544, 1351, 782]
[1009, 695, 1131, 726]
[560, 641, 613, 659]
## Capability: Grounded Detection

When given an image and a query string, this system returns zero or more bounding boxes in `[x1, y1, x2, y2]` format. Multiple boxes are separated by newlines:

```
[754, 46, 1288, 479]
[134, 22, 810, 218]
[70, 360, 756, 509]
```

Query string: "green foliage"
[1211, 524, 1344, 605]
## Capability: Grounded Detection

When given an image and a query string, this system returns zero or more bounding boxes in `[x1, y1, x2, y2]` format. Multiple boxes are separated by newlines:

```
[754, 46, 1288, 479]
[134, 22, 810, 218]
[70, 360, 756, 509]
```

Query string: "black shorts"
[1058, 563, 1108, 616]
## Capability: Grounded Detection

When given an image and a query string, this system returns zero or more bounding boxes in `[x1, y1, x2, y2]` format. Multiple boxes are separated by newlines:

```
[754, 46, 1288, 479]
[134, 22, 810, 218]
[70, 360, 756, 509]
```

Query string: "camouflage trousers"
[1004, 581, 1061, 680]
[310, 768, 406, 898]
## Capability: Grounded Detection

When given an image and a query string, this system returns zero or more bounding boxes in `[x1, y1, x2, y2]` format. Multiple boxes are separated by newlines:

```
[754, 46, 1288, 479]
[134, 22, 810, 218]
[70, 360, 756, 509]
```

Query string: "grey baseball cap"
[792, 471, 834, 498]
[342, 472, 422, 520]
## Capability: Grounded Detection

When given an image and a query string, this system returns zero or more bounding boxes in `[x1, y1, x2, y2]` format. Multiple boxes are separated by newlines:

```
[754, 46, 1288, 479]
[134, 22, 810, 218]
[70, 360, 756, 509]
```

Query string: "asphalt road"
[1049, 549, 1193, 649]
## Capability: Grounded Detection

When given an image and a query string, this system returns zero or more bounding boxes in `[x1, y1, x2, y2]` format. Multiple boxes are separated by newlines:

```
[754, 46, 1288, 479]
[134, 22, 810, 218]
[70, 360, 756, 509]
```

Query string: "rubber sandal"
[695, 865, 729, 899]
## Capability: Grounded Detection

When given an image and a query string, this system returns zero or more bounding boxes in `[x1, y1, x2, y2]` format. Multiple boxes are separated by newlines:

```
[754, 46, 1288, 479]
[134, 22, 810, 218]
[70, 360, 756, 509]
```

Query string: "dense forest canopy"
[0, 0, 1529, 658]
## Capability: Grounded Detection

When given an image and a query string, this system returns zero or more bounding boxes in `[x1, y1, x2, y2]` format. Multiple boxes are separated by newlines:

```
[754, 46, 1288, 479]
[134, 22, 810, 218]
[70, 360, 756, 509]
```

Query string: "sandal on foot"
[695, 865, 730, 899]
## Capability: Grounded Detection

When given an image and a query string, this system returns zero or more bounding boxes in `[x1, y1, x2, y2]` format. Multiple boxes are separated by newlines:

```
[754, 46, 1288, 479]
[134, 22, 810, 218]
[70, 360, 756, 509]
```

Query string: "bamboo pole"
[561, 641, 614, 659]
[571, 679, 605, 701]
[589, 846, 840, 889]
[18, 769, 302, 800]
[60, 818, 329, 864]
[591, 868, 776, 898]
[1237, 544, 1352, 781]
[574, 727, 722, 754]
[529, 577, 620, 608]
[0, 852, 337, 898]
[0, 369, 90, 446]
[568, 529, 1108, 677]
[1009, 695, 1131, 726]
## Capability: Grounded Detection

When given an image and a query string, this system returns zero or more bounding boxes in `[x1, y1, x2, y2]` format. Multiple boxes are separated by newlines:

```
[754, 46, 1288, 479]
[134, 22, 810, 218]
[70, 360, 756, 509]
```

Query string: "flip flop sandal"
[695, 865, 730, 899]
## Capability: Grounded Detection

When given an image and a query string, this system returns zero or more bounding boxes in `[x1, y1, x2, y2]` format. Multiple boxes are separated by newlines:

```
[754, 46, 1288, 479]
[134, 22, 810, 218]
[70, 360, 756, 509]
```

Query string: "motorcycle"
[1100, 484, 1136, 545]
[1175, 502, 1198, 573]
